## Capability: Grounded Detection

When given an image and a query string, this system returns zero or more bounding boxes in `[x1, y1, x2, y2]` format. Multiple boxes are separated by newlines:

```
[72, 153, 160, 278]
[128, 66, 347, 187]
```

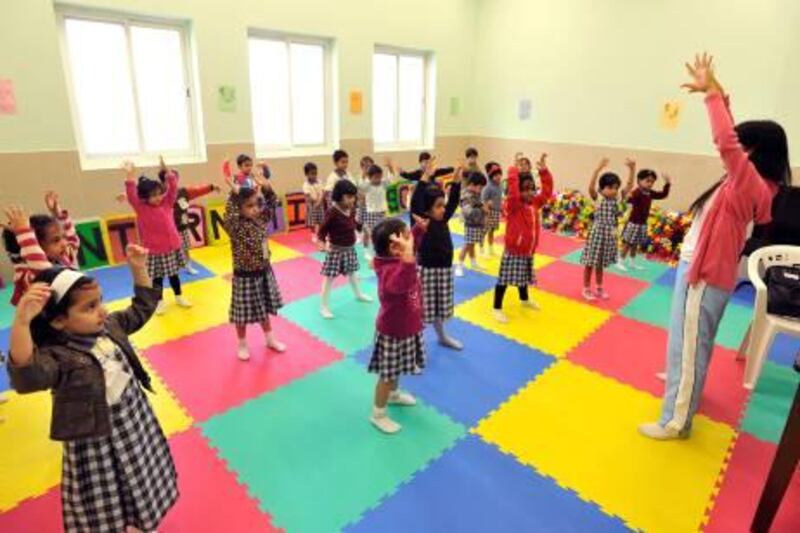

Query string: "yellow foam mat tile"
[0, 391, 61, 511]
[138, 357, 193, 437]
[449, 217, 507, 237]
[456, 249, 555, 277]
[105, 277, 231, 350]
[455, 288, 609, 357]
[475, 361, 736, 532]
[191, 241, 301, 276]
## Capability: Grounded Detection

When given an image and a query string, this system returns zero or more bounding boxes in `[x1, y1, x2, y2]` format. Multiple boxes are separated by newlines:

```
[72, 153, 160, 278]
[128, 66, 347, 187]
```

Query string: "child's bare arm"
[588, 158, 608, 201]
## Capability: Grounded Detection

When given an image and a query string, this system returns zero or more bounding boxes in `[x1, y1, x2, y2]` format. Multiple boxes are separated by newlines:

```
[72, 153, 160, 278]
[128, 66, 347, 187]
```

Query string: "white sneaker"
[175, 295, 192, 308]
[155, 300, 167, 315]
[638, 422, 689, 441]
[237, 346, 251, 361]
[388, 391, 417, 406]
[266, 335, 286, 353]
[454, 264, 465, 277]
[581, 288, 597, 302]
[632, 262, 646, 271]
[355, 293, 373, 303]
[371, 409, 401, 434]
[438, 336, 464, 350]
[185, 264, 199, 275]
[655, 372, 667, 382]
[616, 261, 628, 271]
[521, 299, 540, 310]
[595, 288, 610, 300]
[493, 309, 509, 323]
[320, 306, 334, 319]
[364, 250, 374, 261]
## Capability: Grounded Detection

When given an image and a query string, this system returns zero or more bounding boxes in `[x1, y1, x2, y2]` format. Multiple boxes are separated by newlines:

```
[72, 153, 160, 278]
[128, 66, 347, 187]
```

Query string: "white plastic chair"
[744, 245, 800, 389]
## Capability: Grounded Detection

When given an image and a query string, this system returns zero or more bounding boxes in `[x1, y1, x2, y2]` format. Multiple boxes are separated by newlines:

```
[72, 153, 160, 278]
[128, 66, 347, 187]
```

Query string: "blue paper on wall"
[518, 99, 532, 120]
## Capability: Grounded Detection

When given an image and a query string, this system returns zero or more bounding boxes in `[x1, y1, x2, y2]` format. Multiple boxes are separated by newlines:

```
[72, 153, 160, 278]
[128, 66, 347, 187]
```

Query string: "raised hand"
[411, 213, 429, 231]
[4, 205, 29, 231]
[624, 158, 636, 171]
[125, 244, 149, 270]
[122, 160, 136, 181]
[681, 52, 721, 95]
[596, 157, 610, 172]
[514, 152, 524, 166]
[663, 173, 672, 184]
[536, 153, 548, 171]
[16, 283, 51, 324]
[389, 230, 415, 261]
[44, 191, 61, 216]
[159, 155, 167, 172]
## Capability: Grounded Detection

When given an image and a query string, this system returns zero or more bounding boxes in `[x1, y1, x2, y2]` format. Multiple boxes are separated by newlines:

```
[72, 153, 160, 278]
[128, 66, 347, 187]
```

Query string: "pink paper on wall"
[0, 79, 17, 115]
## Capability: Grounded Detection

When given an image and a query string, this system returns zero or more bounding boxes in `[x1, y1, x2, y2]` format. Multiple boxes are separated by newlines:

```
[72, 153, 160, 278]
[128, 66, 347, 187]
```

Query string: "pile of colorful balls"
[541, 190, 693, 265]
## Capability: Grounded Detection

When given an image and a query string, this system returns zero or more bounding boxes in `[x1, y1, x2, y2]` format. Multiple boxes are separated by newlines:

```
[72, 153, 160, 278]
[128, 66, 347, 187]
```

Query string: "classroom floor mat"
[740, 361, 800, 444]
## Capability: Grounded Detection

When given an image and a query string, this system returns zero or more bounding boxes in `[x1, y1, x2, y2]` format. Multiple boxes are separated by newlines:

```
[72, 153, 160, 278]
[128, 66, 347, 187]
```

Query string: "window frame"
[247, 29, 336, 157]
[372, 45, 435, 151]
[56, 6, 205, 170]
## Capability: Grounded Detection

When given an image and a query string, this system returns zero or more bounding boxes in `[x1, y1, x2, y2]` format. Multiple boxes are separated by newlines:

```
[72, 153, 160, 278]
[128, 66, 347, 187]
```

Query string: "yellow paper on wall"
[349, 90, 363, 114]
[660, 101, 681, 130]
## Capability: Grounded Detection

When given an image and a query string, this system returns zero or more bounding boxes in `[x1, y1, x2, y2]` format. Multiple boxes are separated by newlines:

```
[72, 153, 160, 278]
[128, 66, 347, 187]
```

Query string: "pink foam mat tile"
[144, 317, 343, 422]
[0, 489, 62, 532]
[568, 315, 750, 426]
[270, 229, 320, 255]
[272, 256, 347, 302]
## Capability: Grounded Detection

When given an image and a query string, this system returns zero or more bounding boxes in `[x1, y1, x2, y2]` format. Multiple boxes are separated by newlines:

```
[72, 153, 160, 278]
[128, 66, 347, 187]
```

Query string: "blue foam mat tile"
[345, 435, 629, 533]
[769, 333, 800, 367]
[453, 269, 496, 305]
[656, 269, 755, 307]
[354, 318, 554, 427]
[0, 327, 9, 392]
[87, 261, 215, 302]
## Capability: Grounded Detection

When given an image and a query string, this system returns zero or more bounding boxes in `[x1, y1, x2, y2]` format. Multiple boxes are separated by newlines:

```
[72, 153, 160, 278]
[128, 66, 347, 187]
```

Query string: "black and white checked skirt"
[321, 246, 360, 277]
[621, 222, 647, 247]
[464, 224, 485, 244]
[230, 268, 283, 325]
[180, 228, 192, 259]
[419, 266, 454, 323]
[356, 205, 365, 226]
[362, 211, 386, 232]
[368, 332, 426, 382]
[498, 253, 535, 287]
[485, 208, 501, 231]
[307, 202, 325, 227]
[147, 249, 184, 279]
[61, 383, 177, 532]
[580, 224, 618, 268]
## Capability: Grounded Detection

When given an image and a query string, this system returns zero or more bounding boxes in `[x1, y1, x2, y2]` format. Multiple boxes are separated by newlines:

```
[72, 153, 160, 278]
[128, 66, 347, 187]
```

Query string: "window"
[58, 10, 202, 167]
[372, 48, 432, 148]
[248, 33, 332, 153]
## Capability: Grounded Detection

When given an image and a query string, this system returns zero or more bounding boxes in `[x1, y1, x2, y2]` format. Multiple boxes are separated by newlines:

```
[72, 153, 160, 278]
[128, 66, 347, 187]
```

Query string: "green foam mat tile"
[280, 281, 379, 355]
[201, 359, 465, 533]
[741, 361, 800, 444]
[311, 244, 376, 280]
[0, 285, 14, 329]
[562, 248, 670, 283]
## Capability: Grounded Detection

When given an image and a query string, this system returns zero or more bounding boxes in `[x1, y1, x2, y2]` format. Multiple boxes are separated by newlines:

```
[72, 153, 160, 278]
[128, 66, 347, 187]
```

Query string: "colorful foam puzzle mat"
[1, 227, 798, 532]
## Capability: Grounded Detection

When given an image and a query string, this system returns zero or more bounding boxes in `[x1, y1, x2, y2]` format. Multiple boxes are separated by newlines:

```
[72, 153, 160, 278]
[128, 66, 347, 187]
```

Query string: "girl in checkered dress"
[618, 167, 672, 271]
[360, 163, 398, 260]
[580, 158, 635, 301]
[223, 182, 286, 361]
[415, 164, 464, 350]
[124, 160, 191, 315]
[481, 162, 504, 256]
[7, 245, 177, 533]
[368, 218, 426, 434]
[302, 162, 325, 242]
[455, 171, 489, 276]
[356, 155, 375, 228]
[317, 179, 373, 319]
[493, 154, 554, 323]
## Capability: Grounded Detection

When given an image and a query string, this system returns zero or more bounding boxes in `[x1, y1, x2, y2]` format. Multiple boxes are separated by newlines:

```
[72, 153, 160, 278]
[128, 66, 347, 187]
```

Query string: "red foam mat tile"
[536, 260, 649, 312]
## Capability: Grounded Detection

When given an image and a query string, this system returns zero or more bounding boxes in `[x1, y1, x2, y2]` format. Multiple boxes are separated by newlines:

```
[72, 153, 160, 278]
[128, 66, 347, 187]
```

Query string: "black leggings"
[493, 284, 528, 310]
[153, 275, 182, 298]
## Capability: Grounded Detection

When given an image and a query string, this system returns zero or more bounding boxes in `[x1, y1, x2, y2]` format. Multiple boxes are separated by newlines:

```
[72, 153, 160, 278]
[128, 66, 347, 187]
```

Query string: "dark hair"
[360, 156, 374, 168]
[233, 187, 260, 206]
[598, 172, 621, 190]
[137, 176, 165, 200]
[332, 179, 358, 202]
[637, 169, 657, 182]
[467, 171, 487, 187]
[371, 218, 408, 258]
[485, 161, 502, 179]
[419, 151, 432, 163]
[518, 171, 536, 193]
[333, 149, 349, 163]
[422, 183, 445, 213]
[236, 154, 253, 167]
[690, 120, 792, 214]
[2, 214, 58, 260]
[366, 164, 383, 179]
[29, 267, 99, 345]
[304, 162, 318, 175]
[519, 157, 531, 168]
[465, 147, 478, 159]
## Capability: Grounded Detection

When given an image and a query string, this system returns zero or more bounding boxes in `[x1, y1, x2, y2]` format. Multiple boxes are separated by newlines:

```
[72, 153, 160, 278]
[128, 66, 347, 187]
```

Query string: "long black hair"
[689, 120, 791, 214]
[29, 267, 99, 345]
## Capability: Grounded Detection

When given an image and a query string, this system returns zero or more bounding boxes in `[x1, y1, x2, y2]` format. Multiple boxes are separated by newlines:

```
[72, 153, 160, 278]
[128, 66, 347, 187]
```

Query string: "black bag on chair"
[766, 265, 800, 318]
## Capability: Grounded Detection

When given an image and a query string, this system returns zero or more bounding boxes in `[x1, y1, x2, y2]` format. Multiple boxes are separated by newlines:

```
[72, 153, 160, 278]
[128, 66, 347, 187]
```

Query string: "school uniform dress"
[621, 184, 671, 247]
[324, 170, 355, 211]
[61, 335, 177, 532]
[303, 181, 325, 227]
[481, 181, 503, 232]
[126, 171, 184, 279]
[224, 191, 284, 325]
[360, 175, 394, 232]
[416, 182, 461, 323]
[174, 183, 216, 263]
[402, 166, 455, 227]
[368, 257, 426, 381]
[498, 166, 554, 287]
[461, 190, 486, 244]
[318, 205, 361, 277]
[580, 197, 620, 268]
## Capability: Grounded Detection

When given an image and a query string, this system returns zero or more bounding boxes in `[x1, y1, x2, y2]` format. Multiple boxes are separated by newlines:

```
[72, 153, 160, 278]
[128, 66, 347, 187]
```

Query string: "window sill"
[373, 144, 434, 154]
[256, 145, 336, 160]
[79, 153, 207, 172]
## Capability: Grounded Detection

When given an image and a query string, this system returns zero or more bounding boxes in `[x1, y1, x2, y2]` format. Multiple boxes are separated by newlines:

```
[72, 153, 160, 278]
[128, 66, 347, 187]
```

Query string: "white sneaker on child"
[370, 408, 401, 434]
[638, 422, 689, 441]
[581, 288, 597, 301]
[237, 346, 251, 361]
[595, 288, 610, 300]
[632, 261, 646, 271]
[616, 261, 628, 271]
[266, 334, 286, 353]
[454, 264, 465, 277]
[185, 264, 199, 275]
[388, 391, 417, 406]
[364, 250, 374, 261]
[175, 296, 192, 308]
[521, 299, 540, 311]
[438, 336, 464, 351]
[355, 293, 373, 303]
[493, 310, 509, 323]
[155, 300, 167, 315]
[320, 306, 334, 319]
